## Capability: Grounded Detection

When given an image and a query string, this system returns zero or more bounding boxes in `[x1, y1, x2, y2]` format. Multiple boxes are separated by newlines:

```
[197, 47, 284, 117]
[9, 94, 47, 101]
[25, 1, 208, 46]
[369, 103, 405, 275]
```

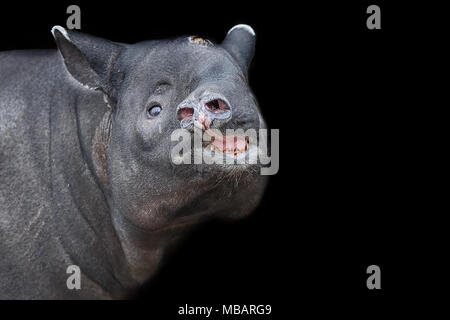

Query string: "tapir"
[0, 24, 267, 299]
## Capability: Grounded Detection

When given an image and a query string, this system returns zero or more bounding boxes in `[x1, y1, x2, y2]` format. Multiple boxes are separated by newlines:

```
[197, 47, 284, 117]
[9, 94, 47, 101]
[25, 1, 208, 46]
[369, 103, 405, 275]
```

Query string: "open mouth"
[203, 129, 250, 157]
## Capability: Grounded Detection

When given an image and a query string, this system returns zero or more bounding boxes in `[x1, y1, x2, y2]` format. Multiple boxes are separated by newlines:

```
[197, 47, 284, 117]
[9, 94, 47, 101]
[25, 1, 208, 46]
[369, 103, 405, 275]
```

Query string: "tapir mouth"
[195, 111, 251, 158]
[203, 129, 249, 157]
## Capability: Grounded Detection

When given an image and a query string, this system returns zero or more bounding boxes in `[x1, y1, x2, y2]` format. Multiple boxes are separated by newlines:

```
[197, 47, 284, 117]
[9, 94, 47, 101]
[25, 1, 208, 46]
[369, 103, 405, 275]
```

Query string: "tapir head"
[52, 25, 267, 232]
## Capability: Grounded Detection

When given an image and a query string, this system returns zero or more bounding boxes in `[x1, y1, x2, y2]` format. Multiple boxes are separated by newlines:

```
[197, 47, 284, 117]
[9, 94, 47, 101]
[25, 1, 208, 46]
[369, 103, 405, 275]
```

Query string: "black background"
[0, 0, 438, 317]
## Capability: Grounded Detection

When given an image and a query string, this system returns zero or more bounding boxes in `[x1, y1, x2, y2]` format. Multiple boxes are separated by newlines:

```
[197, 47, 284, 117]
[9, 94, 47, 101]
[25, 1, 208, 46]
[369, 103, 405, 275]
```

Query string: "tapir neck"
[49, 80, 138, 297]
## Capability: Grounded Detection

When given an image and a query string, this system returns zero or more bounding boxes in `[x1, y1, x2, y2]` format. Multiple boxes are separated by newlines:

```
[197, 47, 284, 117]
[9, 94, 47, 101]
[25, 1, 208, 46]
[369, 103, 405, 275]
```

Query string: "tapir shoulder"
[0, 50, 61, 229]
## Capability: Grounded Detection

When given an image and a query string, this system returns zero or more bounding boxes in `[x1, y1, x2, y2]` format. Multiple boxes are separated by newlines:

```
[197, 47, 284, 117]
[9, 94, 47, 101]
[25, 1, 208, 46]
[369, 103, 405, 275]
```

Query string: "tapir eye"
[147, 104, 162, 118]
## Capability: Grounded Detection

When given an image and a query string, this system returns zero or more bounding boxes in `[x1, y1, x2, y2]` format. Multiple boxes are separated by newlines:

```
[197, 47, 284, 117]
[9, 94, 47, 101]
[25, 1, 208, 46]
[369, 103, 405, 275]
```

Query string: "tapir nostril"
[177, 107, 194, 124]
[205, 99, 229, 114]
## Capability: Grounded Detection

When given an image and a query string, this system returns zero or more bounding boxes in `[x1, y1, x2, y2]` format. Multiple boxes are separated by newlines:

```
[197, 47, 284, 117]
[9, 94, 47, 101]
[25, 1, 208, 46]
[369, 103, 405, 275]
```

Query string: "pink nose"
[195, 111, 212, 131]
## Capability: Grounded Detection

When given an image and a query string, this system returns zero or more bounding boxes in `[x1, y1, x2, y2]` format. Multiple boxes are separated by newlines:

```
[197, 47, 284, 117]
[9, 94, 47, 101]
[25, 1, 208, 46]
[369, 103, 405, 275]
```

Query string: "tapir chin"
[0, 24, 267, 299]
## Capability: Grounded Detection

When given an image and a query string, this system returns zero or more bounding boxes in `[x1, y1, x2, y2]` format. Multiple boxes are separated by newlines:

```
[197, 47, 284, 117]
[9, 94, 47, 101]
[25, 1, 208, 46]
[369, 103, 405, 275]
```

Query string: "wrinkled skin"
[0, 25, 267, 299]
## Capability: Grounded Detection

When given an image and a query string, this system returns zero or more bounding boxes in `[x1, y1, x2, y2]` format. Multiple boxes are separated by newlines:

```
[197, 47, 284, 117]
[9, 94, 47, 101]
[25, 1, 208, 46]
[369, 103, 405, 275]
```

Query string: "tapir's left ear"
[51, 26, 123, 95]
[221, 24, 256, 74]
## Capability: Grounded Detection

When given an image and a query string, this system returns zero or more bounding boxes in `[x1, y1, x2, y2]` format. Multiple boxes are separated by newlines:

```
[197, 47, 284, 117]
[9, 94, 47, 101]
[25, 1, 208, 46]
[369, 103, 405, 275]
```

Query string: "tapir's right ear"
[51, 26, 123, 94]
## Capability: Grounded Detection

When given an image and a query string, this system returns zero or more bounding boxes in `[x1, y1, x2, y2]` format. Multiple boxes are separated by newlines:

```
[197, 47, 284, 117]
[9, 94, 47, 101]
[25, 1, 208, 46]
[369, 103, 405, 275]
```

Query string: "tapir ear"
[221, 24, 256, 73]
[51, 26, 123, 93]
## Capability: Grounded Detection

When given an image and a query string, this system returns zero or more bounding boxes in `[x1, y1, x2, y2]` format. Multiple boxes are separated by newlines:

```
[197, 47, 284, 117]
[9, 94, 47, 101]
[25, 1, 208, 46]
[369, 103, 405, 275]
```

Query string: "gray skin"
[0, 25, 267, 299]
